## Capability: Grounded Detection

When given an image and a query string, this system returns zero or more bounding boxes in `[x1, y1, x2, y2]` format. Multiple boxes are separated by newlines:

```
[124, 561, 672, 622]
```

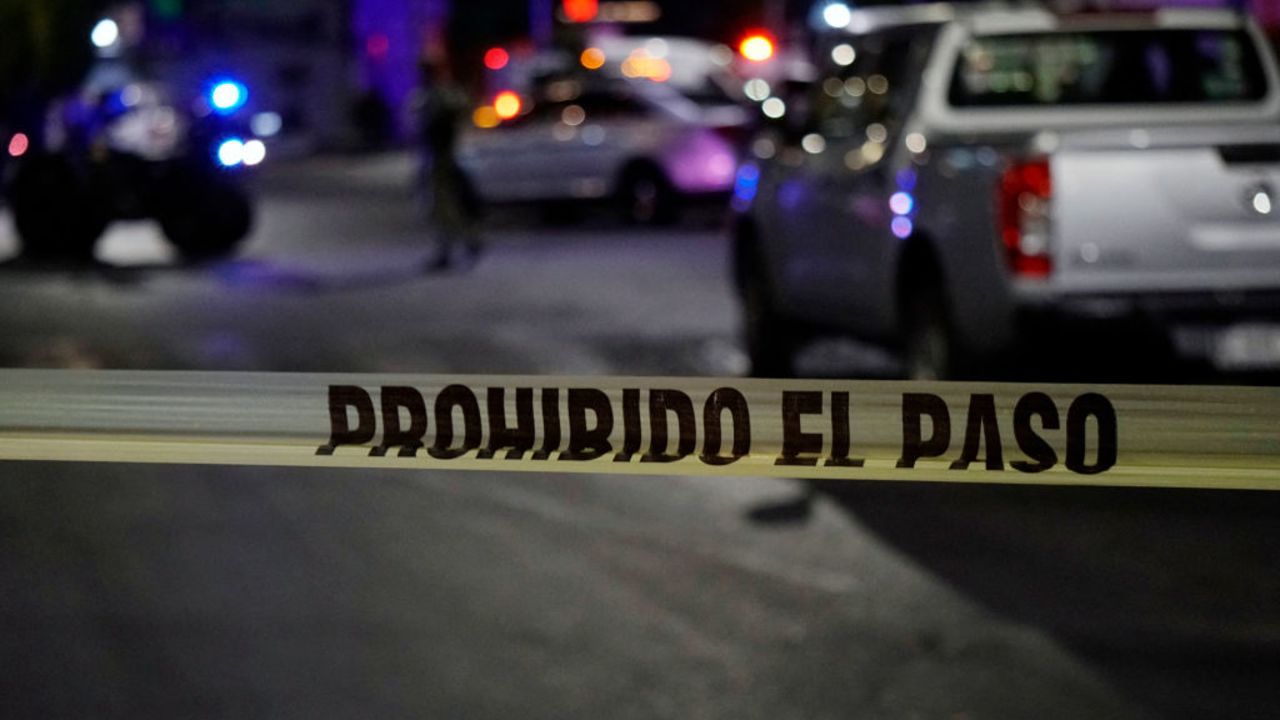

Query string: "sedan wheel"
[619, 167, 675, 225]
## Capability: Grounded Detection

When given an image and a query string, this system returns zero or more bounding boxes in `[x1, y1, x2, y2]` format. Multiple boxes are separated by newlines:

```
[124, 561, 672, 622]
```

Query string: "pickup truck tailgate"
[1053, 126, 1280, 294]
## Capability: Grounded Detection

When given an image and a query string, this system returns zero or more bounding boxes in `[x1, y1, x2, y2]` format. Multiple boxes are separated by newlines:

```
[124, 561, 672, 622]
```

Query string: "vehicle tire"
[7, 153, 106, 261]
[741, 254, 797, 377]
[901, 279, 959, 381]
[618, 165, 677, 225]
[538, 200, 582, 226]
[159, 178, 253, 262]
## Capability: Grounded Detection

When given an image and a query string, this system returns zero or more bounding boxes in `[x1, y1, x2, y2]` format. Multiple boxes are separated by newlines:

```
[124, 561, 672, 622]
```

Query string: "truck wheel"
[8, 154, 106, 261]
[742, 256, 796, 377]
[618, 165, 676, 225]
[902, 284, 957, 381]
[160, 180, 252, 262]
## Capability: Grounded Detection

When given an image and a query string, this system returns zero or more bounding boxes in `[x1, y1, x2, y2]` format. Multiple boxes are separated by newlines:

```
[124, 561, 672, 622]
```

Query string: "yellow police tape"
[0, 369, 1276, 490]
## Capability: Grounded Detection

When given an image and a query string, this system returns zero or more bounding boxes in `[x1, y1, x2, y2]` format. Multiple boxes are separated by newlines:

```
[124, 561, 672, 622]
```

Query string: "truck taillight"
[998, 158, 1052, 278]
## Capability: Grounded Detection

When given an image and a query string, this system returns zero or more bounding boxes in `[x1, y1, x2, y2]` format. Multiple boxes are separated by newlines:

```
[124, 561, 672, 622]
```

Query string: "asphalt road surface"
[0, 153, 1276, 719]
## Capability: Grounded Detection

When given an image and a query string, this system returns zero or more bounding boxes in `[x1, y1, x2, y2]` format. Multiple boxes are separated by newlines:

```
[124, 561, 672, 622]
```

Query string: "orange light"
[580, 47, 606, 70]
[739, 33, 774, 63]
[621, 53, 671, 82]
[563, 0, 598, 23]
[493, 90, 522, 120]
[483, 47, 509, 71]
[472, 106, 500, 129]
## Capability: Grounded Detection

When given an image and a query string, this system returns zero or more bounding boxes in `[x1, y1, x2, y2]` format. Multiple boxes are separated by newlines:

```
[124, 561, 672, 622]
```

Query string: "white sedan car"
[457, 77, 746, 223]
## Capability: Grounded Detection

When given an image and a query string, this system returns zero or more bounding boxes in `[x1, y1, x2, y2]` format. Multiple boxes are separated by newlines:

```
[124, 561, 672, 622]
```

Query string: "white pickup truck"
[733, 3, 1280, 378]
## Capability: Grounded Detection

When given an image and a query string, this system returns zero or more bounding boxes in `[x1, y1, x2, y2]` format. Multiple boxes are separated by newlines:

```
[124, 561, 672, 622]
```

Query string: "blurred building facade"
[125, 0, 459, 148]
[139, 0, 354, 149]
[352, 0, 450, 142]
[122, 0, 1280, 149]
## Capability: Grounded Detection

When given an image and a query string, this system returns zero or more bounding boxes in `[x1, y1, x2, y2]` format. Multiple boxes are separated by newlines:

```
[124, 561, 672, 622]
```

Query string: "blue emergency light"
[210, 80, 248, 114]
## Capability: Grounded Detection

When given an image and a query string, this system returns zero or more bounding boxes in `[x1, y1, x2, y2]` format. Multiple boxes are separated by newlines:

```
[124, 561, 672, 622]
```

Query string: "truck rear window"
[949, 29, 1268, 106]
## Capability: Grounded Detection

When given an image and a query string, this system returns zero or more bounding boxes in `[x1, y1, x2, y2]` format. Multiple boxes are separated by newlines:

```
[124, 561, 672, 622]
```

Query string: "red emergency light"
[483, 47, 509, 71]
[563, 0, 598, 23]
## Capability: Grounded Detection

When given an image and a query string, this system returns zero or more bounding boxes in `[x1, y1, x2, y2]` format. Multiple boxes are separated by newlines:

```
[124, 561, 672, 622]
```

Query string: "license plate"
[1213, 323, 1280, 370]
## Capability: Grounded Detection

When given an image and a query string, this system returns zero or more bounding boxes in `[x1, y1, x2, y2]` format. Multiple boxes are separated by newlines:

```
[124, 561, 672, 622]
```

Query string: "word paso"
[318, 384, 1117, 475]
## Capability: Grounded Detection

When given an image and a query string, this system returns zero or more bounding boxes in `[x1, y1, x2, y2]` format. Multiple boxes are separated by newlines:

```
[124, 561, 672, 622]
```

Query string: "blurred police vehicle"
[4, 17, 266, 262]
[458, 38, 749, 224]
[734, 3, 1280, 377]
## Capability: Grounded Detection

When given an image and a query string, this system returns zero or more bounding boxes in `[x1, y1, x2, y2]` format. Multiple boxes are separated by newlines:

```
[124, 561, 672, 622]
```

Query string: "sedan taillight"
[998, 158, 1053, 278]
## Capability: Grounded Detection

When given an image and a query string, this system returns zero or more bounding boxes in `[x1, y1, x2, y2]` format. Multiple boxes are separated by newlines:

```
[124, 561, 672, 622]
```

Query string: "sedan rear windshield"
[949, 29, 1269, 106]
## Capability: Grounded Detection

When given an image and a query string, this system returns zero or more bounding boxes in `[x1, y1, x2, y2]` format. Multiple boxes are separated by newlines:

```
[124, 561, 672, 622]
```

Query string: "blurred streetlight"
[822, 3, 852, 29]
[90, 18, 119, 49]
[739, 33, 775, 63]
[493, 90, 522, 120]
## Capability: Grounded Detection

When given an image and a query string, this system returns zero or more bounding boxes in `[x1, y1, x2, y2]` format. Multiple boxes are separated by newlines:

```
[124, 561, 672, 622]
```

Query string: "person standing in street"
[417, 57, 481, 272]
